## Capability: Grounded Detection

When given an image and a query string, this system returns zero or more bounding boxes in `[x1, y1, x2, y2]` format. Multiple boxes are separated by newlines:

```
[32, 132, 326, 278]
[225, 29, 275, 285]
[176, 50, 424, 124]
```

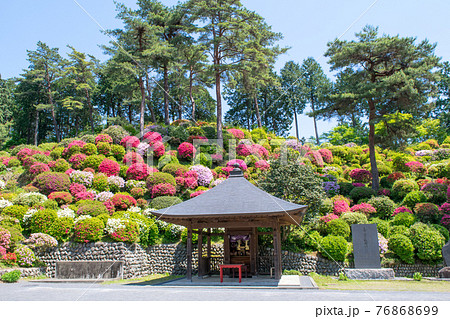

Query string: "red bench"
[219, 264, 247, 283]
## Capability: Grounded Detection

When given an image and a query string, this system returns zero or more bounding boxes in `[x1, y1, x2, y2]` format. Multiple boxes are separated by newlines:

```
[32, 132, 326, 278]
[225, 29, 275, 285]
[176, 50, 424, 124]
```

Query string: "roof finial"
[230, 163, 243, 177]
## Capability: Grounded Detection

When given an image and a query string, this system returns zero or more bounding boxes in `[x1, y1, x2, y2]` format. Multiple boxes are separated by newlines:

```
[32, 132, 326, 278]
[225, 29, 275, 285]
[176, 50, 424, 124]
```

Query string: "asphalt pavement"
[0, 282, 449, 301]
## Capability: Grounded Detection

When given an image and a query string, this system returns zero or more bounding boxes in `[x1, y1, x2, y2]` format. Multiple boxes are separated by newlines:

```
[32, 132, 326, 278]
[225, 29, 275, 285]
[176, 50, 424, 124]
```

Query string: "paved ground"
[0, 282, 450, 301]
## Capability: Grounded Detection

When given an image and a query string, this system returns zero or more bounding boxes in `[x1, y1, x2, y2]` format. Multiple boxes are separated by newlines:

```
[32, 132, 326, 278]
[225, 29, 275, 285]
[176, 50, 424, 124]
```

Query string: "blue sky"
[1, 0, 449, 139]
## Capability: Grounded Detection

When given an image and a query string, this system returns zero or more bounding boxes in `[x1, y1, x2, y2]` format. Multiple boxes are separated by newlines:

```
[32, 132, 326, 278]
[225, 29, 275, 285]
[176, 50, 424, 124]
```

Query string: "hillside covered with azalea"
[0, 120, 450, 269]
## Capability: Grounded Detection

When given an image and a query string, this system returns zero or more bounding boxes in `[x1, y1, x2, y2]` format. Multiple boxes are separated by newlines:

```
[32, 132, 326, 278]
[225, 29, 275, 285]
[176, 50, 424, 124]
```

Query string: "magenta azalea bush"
[393, 206, 413, 216]
[255, 160, 270, 171]
[349, 168, 371, 183]
[143, 131, 162, 145]
[120, 136, 140, 148]
[126, 163, 157, 181]
[69, 153, 87, 170]
[178, 142, 196, 160]
[333, 200, 350, 215]
[95, 134, 113, 144]
[226, 159, 248, 171]
[227, 128, 244, 139]
[320, 213, 339, 223]
[319, 149, 333, 164]
[98, 159, 120, 177]
[151, 183, 176, 198]
[351, 203, 376, 216]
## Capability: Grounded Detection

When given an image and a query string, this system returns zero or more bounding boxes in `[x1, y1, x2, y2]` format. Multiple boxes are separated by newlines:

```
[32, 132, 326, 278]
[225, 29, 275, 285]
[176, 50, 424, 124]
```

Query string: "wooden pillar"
[207, 228, 211, 276]
[273, 221, 282, 280]
[224, 228, 230, 264]
[197, 229, 203, 278]
[250, 227, 257, 275]
[187, 226, 193, 281]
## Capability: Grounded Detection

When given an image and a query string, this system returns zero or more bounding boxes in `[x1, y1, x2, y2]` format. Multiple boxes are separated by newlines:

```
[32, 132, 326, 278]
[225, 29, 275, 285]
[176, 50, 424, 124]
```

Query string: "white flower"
[57, 207, 75, 219]
[96, 191, 114, 202]
[0, 199, 13, 209]
[127, 206, 142, 213]
[23, 208, 38, 223]
[0, 180, 6, 190]
[105, 218, 126, 235]
[74, 215, 92, 224]
[143, 208, 157, 216]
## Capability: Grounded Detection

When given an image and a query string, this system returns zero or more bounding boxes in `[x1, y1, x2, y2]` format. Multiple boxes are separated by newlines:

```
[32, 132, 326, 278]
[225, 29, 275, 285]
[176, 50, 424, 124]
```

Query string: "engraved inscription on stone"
[351, 224, 381, 269]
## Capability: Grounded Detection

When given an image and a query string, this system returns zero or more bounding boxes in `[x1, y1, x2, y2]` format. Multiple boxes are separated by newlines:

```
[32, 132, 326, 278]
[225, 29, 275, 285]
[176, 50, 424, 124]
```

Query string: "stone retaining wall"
[37, 242, 443, 279]
[0, 267, 45, 278]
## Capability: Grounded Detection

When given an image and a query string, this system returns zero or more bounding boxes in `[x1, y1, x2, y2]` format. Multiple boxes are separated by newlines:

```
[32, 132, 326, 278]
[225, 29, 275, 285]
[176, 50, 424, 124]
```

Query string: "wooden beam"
[197, 228, 203, 278]
[272, 221, 282, 280]
[186, 226, 192, 281]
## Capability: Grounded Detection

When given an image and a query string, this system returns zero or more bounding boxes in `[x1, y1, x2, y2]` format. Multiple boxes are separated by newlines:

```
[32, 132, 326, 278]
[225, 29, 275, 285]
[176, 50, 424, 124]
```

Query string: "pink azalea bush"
[95, 134, 113, 144]
[69, 153, 87, 170]
[62, 140, 86, 157]
[351, 203, 377, 216]
[333, 200, 351, 215]
[441, 214, 450, 227]
[236, 143, 269, 158]
[440, 203, 450, 215]
[29, 163, 50, 177]
[178, 142, 196, 160]
[255, 160, 270, 171]
[226, 159, 248, 171]
[349, 168, 371, 183]
[306, 150, 324, 167]
[227, 128, 245, 139]
[126, 163, 157, 181]
[123, 152, 144, 165]
[151, 183, 176, 198]
[189, 165, 213, 186]
[320, 213, 339, 223]
[318, 149, 333, 164]
[120, 136, 140, 148]
[190, 190, 206, 198]
[405, 161, 426, 174]
[69, 183, 87, 196]
[143, 131, 162, 145]
[0, 228, 11, 249]
[151, 141, 165, 157]
[392, 206, 413, 216]
[98, 159, 120, 177]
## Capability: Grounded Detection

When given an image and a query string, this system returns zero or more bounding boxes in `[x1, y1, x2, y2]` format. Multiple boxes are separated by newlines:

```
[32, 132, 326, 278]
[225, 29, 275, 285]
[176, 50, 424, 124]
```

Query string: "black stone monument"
[351, 224, 381, 269]
[439, 240, 450, 278]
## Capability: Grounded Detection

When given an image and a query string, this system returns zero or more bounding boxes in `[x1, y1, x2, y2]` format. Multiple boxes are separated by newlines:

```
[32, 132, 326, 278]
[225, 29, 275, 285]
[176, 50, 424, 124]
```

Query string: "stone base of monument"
[344, 268, 395, 280]
[438, 267, 450, 278]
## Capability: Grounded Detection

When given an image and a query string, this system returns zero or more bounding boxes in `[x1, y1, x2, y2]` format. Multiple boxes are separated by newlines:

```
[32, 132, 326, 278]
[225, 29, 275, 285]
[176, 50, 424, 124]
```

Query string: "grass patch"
[23, 274, 48, 281]
[310, 273, 450, 292]
[102, 273, 182, 285]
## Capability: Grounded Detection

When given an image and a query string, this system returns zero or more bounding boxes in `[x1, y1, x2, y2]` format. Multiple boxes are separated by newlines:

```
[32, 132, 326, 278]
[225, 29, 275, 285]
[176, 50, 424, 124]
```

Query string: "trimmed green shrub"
[181, 227, 198, 245]
[33, 172, 71, 195]
[369, 218, 390, 238]
[401, 191, 427, 209]
[392, 153, 415, 172]
[146, 172, 176, 189]
[409, 223, 430, 247]
[388, 234, 414, 263]
[29, 209, 57, 234]
[77, 201, 109, 217]
[325, 219, 350, 238]
[414, 229, 445, 263]
[52, 158, 70, 172]
[108, 219, 140, 243]
[391, 179, 419, 200]
[42, 200, 58, 210]
[431, 224, 449, 242]
[150, 196, 183, 210]
[74, 217, 104, 242]
[158, 154, 179, 169]
[421, 183, 448, 205]
[389, 225, 410, 238]
[338, 182, 354, 197]
[340, 212, 368, 225]
[50, 147, 64, 160]
[162, 163, 188, 177]
[101, 125, 130, 144]
[111, 144, 126, 161]
[349, 187, 375, 203]
[48, 217, 74, 242]
[391, 212, 415, 227]
[2, 205, 28, 220]
[367, 196, 396, 219]
[1, 270, 21, 283]
[304, 230, 323, 251]
[92, 173, 109, 192]
[81, 143, 98, 156]
[319, 235, 348, 262]
[251, 128, 267, 141]
[12, 193, 47, 207]
[96, 142, 111, 156]
[83, 155, 105, 171]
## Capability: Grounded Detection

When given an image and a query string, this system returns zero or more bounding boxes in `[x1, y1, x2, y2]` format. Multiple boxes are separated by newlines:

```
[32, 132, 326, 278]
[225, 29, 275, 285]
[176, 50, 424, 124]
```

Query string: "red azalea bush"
[405, 161, 426, 174]
[98, 159, 120, 177]
[255, 160, 270, 171]
[69, 153, 87, 170]
[320, 213, 339, 223]
[143, 131, 162, 145]
[393, 206, 413, 216]
[387, 172, 405, 184]
[319, 149, 333, 164]
[227, 128, 245, 139]
[33, 172, 71, 195]
[120, 136, 140, 148]
[74, 217, 104, 243]
[110, 194, 137, 210]
[184, 177, 198, 189]
[350, 168, 371, 183]
[69, 183, 87, 196]
[95, 134, 113, 144]
[29, 162, 50, 177]
[48, 191, 73, 205]
[126, 163, 157, 181]
[109, 219, 139, 243]
[190, 190, 206, 198]
[333, 200, 351, 215]
[152, 183, 177, 198]
[3, 252, 17, 266]
[178, 142, 196, 160]
[351, 203, 376, 216]
[146, 172, 177, 189]
[226, 159, 248, 171]
[123, 152, 144, 165]
[440, 203, 450, 215]
[306, 150, 324, 167]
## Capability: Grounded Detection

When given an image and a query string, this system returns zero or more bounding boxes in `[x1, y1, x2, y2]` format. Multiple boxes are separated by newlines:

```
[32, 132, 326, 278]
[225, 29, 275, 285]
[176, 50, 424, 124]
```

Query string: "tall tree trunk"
[254, 94, 262, 128]
[145, 74, 156, 123]
[178, 96, 183, 120]
[34, 109, 39, 146]
[189, 71, 196, 121]
[368, 98, 380, 191]
[294, 110, 299, 140]
[215, 70, 223, 141]
[163, 64, 170, 125]
[84, 88, 94, 133]
[47, 90, 60, 142]
[311, 95, 320, 145]
[138, 77, 146, 137]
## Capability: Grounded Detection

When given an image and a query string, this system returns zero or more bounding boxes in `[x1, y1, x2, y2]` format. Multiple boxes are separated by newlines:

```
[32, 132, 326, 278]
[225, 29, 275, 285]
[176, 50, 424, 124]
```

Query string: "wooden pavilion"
[152, 165, 308, 280]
